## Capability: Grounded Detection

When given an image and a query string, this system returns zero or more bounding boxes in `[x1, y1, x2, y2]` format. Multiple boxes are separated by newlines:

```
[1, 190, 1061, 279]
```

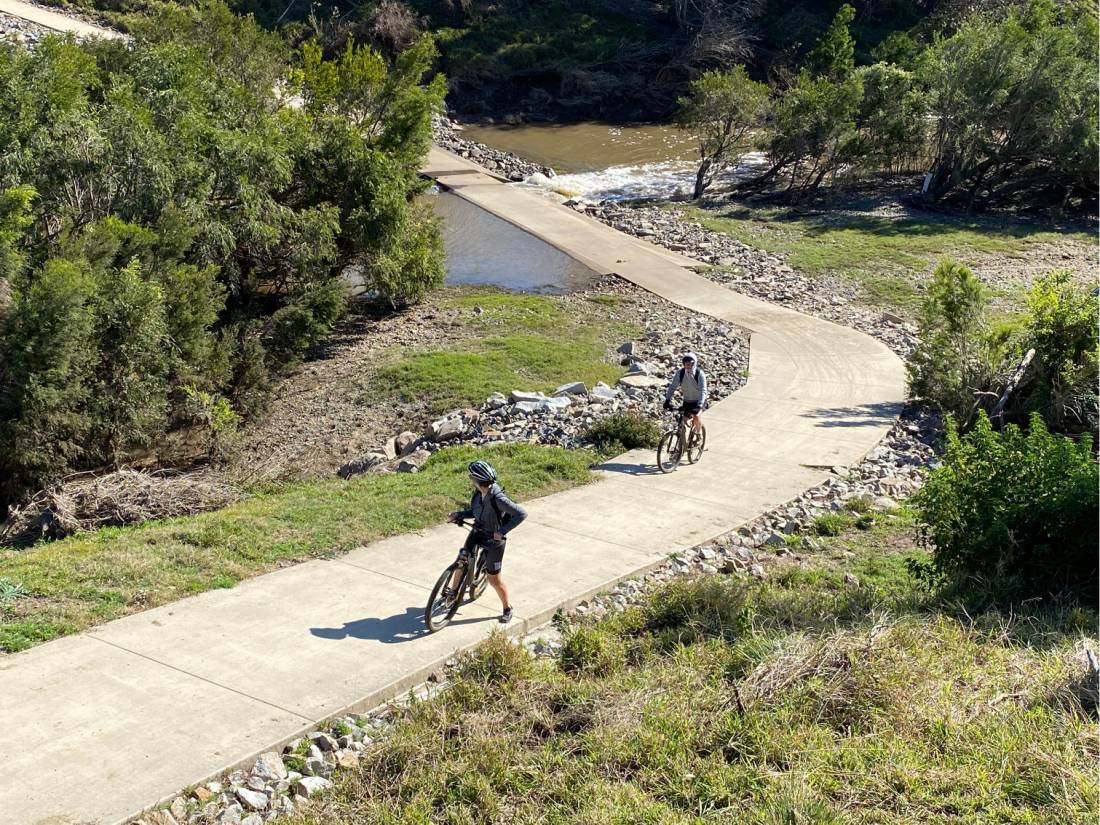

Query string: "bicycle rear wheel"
[657, 430, 683, 473]
[425, 564, 465, 632]
[686, 425, 707, 464]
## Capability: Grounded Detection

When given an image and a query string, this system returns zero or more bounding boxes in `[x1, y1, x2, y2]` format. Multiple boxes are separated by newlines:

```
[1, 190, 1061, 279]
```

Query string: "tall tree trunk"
[693, 157, 713, 200]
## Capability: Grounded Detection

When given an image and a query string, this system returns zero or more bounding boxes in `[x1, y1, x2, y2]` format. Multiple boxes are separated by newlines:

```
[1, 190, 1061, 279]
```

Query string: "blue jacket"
[457, 484, 527, 536]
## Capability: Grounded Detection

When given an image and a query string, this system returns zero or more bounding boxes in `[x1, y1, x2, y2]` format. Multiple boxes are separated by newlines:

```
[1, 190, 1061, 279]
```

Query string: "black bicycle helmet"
[468, 460, 497, 484]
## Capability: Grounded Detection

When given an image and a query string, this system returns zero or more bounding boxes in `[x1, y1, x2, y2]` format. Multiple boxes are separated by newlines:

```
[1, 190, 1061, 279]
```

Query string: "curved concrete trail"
[1, 149, 905, 825]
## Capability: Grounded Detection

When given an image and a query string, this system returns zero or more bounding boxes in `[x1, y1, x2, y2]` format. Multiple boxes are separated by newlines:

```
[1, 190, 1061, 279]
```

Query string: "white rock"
[617, 374, 665, 389]
[294, 776, 333, 797]
[554, 381, 587, 396]
[252, 752, 287, 781]
[235, 788, 268, 812]
[509, 390, 547, 403]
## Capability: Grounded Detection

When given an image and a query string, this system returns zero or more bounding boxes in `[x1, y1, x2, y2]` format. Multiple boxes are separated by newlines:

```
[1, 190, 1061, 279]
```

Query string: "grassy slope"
[369, 292, 639, 415]
[284, 517, 1098, 824]
[683, 203, 1097, 312]
[0, 443, 595, 652]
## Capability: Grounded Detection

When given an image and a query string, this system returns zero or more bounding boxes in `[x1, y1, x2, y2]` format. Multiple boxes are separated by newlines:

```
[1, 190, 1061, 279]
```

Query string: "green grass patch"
[682, 203, 1096, 313]
[372, 291, 638, 414]
[284, 521, 1097, 824]
[0, 443, 596, 652]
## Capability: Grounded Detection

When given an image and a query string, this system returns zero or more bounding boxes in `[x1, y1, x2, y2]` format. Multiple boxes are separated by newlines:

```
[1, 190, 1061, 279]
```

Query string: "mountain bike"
[656, 409, 706, 473]
[424, 520, 490, 632]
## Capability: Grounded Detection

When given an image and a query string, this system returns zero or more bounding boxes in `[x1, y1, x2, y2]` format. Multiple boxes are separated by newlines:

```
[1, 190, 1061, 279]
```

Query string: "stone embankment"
[0, 11, 47, 43]
[433, 114, 549, 182]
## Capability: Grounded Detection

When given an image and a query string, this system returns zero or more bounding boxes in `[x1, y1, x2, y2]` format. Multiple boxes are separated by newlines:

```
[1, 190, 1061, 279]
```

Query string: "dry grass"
[0, 469, 243, 547]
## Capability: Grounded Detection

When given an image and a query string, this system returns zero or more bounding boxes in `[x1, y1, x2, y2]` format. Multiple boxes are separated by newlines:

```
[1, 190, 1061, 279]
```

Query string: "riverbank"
[435, 116, 1097, 328]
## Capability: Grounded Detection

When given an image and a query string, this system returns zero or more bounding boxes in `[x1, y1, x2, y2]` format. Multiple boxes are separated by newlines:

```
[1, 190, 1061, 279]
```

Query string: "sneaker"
[499, 607, 514, 624]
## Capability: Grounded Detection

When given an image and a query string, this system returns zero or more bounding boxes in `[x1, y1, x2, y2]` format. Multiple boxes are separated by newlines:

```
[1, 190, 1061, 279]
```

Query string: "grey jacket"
[457, 483, 527, 537]
[665, 365, 708, 406]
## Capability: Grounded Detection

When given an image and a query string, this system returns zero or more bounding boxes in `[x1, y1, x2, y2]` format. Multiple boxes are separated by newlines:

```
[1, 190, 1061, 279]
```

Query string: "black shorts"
[461, 530, 506, 574]
[681, 401, 702, 415]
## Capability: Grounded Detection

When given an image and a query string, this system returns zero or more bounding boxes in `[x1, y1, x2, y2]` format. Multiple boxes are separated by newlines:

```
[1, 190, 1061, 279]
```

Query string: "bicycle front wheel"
[657, 431, 683, 473]
[425, 564, 464, 632]
[467, 554, 489, 603]
[686, 425, 707, 464]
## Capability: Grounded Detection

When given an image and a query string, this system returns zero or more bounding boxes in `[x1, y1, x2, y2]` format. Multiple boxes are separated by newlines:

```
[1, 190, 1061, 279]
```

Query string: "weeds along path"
[1, 149, 905, 825]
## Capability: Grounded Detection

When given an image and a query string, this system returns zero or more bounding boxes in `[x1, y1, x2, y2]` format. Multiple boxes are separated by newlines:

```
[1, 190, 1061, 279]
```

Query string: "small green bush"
[457, 630, 533, 687]
[812, 513, 853, 536]
[585, 413, 661, 454]
[559, 625, 625, 676]
[915, 411, 1098, 603]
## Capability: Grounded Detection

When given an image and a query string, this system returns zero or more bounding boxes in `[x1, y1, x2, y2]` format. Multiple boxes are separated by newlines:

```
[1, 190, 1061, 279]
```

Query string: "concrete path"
[1, 149, 905, 825]
[0, 0, 122, 38]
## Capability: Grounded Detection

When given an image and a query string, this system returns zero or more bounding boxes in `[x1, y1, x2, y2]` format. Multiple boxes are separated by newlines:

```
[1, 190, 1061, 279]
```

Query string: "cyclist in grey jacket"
[663, 351, 707, 432]
[447, 460, 527, 623]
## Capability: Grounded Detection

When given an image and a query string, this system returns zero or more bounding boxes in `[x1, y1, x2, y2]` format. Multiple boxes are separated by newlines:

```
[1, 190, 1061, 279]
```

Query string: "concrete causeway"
[0, 0, 123, 38]
[1, 148, 905, 825]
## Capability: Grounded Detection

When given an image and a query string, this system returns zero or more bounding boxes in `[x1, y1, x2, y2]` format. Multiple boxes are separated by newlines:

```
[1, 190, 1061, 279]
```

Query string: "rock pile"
[339, 283, 750, 477]
[433, 114, 551, 182]
[0, 12, 48, 45]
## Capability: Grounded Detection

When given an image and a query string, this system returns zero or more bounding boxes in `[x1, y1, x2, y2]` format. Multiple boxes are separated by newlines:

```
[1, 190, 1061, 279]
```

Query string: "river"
[461, 121, 766, 203]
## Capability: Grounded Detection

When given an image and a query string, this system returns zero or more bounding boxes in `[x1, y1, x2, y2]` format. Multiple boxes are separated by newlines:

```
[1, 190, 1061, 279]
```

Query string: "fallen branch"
[991, 348, 1036, 428]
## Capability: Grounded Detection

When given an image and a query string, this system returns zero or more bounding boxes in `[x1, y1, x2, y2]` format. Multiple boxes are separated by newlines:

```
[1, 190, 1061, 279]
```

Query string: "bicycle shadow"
[310, 606, 497, 644]
[595, 461, 662, 476]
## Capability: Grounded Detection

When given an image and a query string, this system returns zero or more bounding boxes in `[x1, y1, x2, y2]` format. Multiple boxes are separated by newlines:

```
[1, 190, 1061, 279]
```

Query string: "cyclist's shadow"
[596, 459, 662, 476]
[310, 607, 495, 644]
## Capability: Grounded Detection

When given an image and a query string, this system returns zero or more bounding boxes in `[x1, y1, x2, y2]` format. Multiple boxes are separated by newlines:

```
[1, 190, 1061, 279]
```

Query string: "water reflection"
[428, 189, 599, 293]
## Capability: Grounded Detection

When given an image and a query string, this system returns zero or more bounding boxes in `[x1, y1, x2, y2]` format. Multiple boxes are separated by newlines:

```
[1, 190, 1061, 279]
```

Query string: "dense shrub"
[585, 413, 661, 454]
[921, 0, 1098, 211]
[1016, 270, 1098, 434]
[907, 259, 997, 426]
[559, 625, 625, 676]
[0, 1, 445, 507]
[915, 411, 1098, 603]
[909, 262, 1097, 434]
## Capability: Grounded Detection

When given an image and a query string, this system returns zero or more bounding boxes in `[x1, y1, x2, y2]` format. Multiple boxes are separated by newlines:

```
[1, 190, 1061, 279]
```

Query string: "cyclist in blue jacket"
[448, 460, 527, 623]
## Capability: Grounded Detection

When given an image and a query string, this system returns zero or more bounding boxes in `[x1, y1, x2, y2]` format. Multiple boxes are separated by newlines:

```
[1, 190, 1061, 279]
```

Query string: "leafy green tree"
[759, 5, 865, 197]
[676, 66, 770, 200]
[0, 1, 445, 508]
[922, 0, 1098, 210]
[916, 411, 1097, 604]
[0, 259, 96, 501]
[853, 62, 929, 173]
[807, 3, 856, 80]
[907, 260, 996, 425]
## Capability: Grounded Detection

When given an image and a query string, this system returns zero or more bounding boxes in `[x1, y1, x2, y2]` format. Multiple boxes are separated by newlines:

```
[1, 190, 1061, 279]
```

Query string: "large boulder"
[509, 389, 547, 403]
[485, 392, 508, 410]
[396, 449, 431, 473]
[553, 381, 587, 396]
[395, 431, 419, 456]
[617, 374, 665, 390]
[590, 381, 620, 401]
[425, 409, 480, 442]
